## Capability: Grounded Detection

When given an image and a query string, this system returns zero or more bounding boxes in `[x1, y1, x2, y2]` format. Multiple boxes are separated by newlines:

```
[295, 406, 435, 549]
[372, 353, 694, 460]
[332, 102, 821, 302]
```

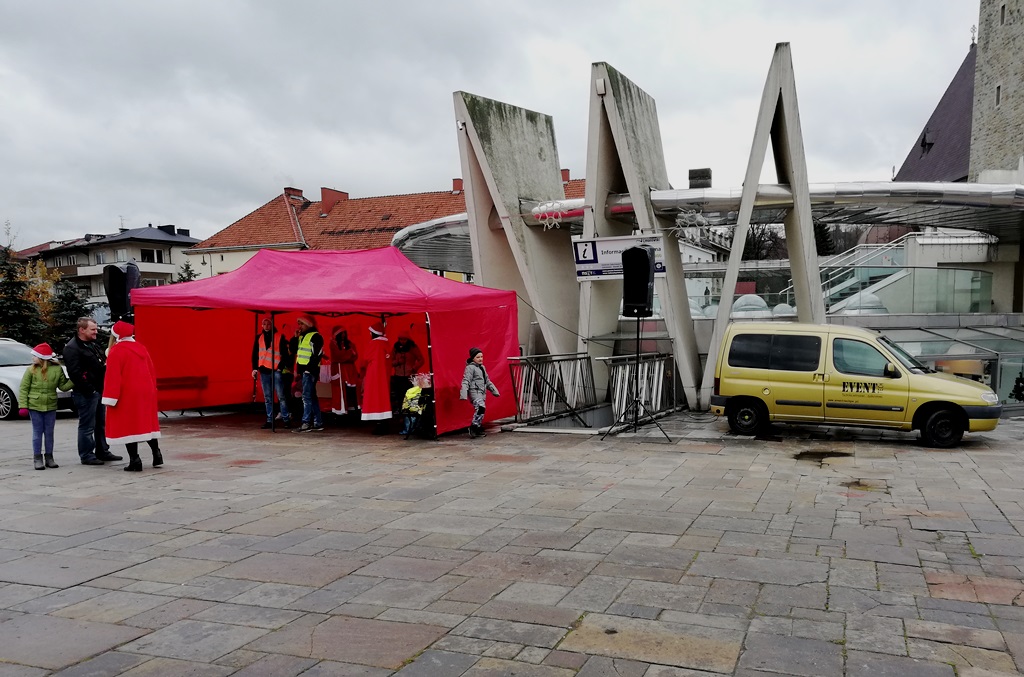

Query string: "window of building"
[140, 278, 166, 287]
[115, 249, 128, 262]
[91, 280, 104, 296]
[76, 284, 90, 298]
[996, 85, 1002, 107]
[140, 248, 165, 263]
[95, 251, 107, 265]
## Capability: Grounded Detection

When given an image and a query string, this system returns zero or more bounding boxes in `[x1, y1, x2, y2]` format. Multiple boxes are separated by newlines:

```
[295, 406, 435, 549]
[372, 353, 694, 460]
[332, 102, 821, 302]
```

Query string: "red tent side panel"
[136, 296, 518, 433]
[429, 304, 518, 435]
[136, 306, 258, 410]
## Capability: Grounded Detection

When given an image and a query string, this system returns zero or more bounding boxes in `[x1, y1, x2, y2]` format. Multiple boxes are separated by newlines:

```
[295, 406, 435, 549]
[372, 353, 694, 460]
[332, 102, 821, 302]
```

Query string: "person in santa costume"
[329, 326, 359, 420]
[358, 321, 392, 434]
[102, 321, 163, 471]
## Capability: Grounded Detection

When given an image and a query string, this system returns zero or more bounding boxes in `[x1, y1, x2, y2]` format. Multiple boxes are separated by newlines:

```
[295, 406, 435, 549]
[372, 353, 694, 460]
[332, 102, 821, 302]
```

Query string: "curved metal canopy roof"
[394, 181, 1024, 272]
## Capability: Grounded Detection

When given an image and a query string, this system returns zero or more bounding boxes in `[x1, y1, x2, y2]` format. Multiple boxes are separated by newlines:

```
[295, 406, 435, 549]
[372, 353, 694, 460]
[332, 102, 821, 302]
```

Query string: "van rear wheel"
[920, 408, 964, 448]
[727, 398, 766, 435]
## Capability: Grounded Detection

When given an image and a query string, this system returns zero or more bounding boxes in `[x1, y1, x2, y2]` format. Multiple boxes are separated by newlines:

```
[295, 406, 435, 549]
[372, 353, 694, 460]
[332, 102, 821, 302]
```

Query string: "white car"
[0, 338, 75, 420]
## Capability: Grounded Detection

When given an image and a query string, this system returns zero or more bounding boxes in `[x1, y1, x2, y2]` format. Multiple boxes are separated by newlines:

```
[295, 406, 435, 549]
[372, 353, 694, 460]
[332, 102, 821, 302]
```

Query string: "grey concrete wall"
[455, 93, 579, 355]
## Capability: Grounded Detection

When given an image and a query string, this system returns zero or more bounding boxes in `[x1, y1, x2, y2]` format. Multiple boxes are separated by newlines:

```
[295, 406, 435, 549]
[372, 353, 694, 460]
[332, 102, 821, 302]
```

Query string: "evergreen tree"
[46, 277, 89, 352]
[1010, 370, 1024, 403]
[176, 259, 199, 282]
[0, 247, 45, 344]
[814, 221, 836, 257]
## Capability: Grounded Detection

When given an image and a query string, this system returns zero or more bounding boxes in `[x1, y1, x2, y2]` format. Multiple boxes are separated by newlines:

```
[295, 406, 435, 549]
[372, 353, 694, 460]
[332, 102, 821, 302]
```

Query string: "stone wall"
[969, 0, 1024, 179]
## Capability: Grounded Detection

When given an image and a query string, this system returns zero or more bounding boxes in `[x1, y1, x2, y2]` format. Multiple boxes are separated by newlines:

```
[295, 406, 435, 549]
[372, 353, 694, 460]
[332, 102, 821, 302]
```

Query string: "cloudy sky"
[1, 1, 979, 247]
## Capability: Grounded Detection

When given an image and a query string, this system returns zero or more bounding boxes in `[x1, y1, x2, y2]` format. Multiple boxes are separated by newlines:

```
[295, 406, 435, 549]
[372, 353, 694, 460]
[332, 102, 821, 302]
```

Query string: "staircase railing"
[780, 232, 915, 303]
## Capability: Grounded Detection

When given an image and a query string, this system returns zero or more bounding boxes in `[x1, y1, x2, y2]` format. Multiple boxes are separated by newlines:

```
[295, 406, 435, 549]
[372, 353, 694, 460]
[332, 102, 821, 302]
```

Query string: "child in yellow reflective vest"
[398, 373, 431, 439]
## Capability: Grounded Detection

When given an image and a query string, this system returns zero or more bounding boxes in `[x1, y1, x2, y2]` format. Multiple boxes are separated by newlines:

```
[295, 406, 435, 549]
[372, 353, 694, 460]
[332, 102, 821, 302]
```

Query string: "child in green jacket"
[19, 343, 72, 470]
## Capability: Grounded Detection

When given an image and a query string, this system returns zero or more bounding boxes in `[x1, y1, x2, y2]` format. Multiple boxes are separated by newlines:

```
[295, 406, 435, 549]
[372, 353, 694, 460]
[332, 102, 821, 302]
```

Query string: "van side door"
[824, 337, 910, 425]
[768, 334, 825, 422]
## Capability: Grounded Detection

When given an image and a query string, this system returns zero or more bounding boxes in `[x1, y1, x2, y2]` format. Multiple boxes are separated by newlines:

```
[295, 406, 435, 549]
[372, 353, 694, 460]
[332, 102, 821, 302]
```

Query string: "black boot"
[124, 446, 142, 472]
[474, 425, 487, 438]
[34, 456, 44, 470]
[44, 454, 59, 468]
[152, 446, 163, 467]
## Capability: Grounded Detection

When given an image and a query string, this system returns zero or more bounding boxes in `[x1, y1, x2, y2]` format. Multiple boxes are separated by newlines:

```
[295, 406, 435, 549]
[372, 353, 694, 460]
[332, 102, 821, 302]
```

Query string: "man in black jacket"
[63, 318, 123, 465]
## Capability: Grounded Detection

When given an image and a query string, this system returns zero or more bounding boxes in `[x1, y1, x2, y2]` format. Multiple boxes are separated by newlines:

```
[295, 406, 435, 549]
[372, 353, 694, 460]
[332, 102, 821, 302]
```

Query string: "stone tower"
[969, 0, 1024, 180]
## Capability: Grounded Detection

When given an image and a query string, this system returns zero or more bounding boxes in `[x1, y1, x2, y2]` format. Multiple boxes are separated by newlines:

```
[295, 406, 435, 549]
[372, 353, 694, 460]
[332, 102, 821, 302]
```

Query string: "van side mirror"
[884, 362, 900, 378]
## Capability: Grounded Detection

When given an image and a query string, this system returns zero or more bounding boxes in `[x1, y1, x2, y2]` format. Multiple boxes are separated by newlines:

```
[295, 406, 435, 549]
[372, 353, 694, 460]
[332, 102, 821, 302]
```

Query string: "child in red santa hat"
[102, 321, 163, 471]
[18, 343, 73, 470]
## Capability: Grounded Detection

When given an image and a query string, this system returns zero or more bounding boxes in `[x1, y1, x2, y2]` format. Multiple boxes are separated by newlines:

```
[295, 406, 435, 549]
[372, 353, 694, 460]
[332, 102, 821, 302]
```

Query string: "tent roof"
[132, 247, 514, 313]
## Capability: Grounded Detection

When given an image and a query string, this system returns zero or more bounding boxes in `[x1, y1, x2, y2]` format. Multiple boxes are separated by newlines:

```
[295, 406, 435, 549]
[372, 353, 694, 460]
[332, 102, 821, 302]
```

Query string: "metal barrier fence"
[597, 352, 678, 422]
[508, 353, 598, 424]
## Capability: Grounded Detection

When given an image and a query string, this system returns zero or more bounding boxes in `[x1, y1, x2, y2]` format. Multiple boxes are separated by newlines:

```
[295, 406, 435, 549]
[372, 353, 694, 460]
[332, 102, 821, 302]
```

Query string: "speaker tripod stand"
[601, 315, 671, 442]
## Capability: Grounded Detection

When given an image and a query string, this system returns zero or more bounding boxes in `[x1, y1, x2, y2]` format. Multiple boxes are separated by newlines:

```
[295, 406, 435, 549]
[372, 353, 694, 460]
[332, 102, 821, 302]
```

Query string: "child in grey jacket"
[459, 347, 498, 438]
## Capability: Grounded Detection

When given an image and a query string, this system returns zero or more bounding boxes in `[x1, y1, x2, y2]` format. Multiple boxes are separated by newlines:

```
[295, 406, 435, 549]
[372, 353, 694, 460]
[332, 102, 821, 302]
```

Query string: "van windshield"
[878, 336, 930, 373]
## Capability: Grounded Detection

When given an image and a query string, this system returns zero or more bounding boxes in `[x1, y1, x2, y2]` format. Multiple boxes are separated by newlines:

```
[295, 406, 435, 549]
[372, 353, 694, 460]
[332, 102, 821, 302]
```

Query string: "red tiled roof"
[13, 241, 60, 260]
[193, 194, 303, 249]
[194, 176, 587, 252]
[303, 190, 469, 251]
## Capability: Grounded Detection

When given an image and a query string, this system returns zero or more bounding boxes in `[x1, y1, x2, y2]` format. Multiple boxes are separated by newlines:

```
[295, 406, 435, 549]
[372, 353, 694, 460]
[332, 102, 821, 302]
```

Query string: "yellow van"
[709, 322, 1001, 447]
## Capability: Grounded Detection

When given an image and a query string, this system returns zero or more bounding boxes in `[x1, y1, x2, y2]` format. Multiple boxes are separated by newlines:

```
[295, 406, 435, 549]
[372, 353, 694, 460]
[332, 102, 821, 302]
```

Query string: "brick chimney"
[560, 168, 570, 183]
[452, 178, 463, 194]
[320, 188, 349, 216]
[283, 187, 303, 199]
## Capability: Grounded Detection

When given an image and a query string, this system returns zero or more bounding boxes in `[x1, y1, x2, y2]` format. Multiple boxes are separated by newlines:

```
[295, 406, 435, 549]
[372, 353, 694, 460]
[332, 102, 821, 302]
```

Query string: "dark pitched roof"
[895, 44, 976, 182]
[43, 227, 199, 253]
[95, 226, 199, 246]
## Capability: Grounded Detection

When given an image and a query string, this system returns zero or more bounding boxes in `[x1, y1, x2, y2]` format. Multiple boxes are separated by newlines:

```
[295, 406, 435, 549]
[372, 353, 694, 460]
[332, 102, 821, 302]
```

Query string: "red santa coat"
[358, 336, 391, 421]
[102, 339, 161, 444]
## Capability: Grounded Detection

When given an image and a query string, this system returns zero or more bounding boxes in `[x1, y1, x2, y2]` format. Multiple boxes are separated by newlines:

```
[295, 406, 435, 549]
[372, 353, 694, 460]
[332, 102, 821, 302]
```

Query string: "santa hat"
[369, 322, 385, 337]
[31, 343, 56, 361]
[112, 320, 135, 339]
[296, 315, 314, 328]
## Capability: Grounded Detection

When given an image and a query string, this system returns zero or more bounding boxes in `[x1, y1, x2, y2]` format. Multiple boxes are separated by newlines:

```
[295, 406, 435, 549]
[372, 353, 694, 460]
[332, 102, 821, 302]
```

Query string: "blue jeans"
[301, 372, 322, 426]
[29, 410, 56, 456]
[73, 391, 109, 460]
[259, 370, 290, 422]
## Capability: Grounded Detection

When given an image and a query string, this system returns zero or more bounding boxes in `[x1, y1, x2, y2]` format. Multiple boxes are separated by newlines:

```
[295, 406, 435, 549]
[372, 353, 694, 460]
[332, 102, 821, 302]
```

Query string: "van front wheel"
[727, 399, 766, 435]
[921, 408, 964, 448]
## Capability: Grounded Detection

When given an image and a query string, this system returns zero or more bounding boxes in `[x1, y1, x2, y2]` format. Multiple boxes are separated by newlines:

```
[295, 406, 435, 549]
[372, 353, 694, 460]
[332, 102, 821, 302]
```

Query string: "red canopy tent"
[131, 247, 518, 435]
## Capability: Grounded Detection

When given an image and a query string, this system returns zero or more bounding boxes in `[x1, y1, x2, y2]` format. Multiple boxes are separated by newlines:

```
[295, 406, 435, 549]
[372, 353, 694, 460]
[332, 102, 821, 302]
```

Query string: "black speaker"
[621, 245, 655, 318]
[103, 261, 141, 322]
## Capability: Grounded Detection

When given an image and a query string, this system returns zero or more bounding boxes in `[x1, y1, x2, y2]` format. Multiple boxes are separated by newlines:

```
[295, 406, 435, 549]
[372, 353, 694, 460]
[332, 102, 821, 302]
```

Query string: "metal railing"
[597, 352, 678, 421]
[508, 353, 598, 424]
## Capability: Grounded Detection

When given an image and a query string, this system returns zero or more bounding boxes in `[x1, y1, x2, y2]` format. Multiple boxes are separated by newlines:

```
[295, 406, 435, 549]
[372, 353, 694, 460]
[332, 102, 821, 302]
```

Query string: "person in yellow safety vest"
[294, 315, 325, 432]
[251, 317, 293, 429]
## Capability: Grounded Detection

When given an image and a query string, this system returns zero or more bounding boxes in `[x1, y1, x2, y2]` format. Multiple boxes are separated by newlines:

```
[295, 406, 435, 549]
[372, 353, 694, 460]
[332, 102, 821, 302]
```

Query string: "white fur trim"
[101, 397, 118, 406]
[105, 431, 161, 444]
[331, 407, 345, 415]
[361, 412, 393, 421]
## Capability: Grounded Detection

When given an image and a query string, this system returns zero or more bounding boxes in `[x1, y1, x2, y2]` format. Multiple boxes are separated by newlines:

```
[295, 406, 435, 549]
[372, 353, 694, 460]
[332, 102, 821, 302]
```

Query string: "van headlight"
[981, 392, 999, 404]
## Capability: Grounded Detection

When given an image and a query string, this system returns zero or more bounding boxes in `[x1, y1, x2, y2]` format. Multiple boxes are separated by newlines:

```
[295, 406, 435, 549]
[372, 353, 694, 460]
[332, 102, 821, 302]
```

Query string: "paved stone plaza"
[0, 409, 1022, 676]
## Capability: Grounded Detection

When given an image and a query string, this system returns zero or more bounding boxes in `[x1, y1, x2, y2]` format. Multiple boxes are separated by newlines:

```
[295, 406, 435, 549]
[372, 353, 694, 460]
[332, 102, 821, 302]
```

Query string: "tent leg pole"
[270, 310, 276, 433]
[424, 312, 437, 440]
